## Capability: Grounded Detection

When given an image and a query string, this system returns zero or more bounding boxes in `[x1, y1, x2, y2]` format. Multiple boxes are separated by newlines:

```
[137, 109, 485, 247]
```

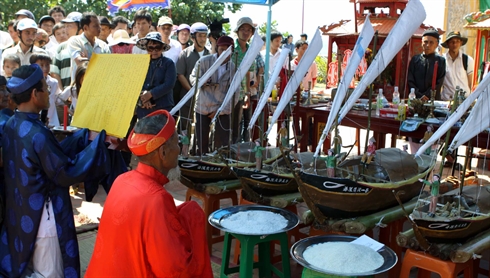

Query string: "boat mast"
[438, 88, 461, 176]
[363, 31, 379, 152]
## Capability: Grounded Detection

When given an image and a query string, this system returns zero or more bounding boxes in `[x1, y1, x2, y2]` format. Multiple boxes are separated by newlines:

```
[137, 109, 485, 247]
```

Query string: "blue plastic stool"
[220, 231, 291, 278]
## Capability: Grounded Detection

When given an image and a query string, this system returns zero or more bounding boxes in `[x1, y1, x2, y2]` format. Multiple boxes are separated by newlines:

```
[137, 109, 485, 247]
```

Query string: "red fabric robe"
[85, 163, 213, 277]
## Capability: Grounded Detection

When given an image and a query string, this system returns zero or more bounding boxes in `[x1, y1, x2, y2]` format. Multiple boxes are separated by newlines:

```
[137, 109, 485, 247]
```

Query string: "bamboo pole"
[396, 229, 415, 248]
[343, 197, 417, 234]
[451, 229, 490, 263]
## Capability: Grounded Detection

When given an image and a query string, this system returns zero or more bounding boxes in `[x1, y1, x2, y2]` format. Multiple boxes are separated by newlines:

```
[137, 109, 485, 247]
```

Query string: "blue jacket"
[137, 55, 176, 118]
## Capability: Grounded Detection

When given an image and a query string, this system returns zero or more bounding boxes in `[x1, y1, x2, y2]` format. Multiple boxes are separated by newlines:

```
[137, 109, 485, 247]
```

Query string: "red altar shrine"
[320, 0, 443, 98]
[464, 10, 490, 86]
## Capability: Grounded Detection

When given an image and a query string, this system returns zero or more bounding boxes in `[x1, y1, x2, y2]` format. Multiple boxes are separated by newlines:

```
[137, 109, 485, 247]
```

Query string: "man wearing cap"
[190, 36, 237, 154]
[441, 31, 474, 100]
[1, 18, 47, 76]
[177, 23, 191, 50]
[407, 28, 446, 100]
[51, 11, 82, 89]
[0, 64, 114, 277]
[39, 15, 58, 52]
[85, 110, 212, 277]
[68, 12, 111, 84]
[98, 16, 113, 44]
[176, 22, 210, 134]
[232, 16, 264, 143]
[157, 16, 182, 64]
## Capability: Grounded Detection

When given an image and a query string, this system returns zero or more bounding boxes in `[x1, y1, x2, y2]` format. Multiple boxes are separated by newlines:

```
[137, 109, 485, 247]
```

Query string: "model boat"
[298, 148, 434, 220]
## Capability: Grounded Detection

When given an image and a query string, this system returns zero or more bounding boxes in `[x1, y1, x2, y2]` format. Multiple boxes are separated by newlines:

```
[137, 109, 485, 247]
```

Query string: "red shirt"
[85, 163, 212, 277]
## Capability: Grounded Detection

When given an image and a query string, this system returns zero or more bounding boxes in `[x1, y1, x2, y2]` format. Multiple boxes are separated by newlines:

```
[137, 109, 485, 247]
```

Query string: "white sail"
[338, 0, 426, 122]
[415, 73, 490, 156]
[211, 31, 264, 124]
[265, 29, 323, 136]
[169, 47, 232, 115]
[248, 49, 289, 130]
[314, 15, 375, 157]
[449, 89, 490, 151]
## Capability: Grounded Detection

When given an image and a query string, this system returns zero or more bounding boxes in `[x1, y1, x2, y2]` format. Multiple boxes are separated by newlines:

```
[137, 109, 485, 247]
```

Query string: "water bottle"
[408, 88, 416, 107]
[392, 86, 400, 106]
[376, 89, 383, 116]
[397, 99, 406, 121]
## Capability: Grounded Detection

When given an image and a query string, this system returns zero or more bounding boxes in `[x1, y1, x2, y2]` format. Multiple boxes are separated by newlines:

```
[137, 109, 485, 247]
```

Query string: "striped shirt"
[51, 41, 72, 89]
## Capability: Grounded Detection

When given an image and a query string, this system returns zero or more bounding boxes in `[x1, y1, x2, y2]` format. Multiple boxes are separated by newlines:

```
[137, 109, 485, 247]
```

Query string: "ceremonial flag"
[108, 0, 170, 15]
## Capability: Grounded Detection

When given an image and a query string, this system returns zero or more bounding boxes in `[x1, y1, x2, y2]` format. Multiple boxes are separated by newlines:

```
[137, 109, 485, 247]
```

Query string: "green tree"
[315, 55, 328, 84]
[258, 20, 278, 36]
[1, 0, 241, 29]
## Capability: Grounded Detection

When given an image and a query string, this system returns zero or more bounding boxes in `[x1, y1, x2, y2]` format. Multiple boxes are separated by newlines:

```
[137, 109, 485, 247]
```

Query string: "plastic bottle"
[397, 99, 406, 121]
[392, 86, 400, 106]
[408, 88, 416, 107]
[271, 84, 278, 101]
[376, 88, 383, 116]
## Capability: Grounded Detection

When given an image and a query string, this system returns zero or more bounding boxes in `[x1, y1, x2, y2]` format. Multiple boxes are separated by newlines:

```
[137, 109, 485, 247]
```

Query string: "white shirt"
[67, 33, 111, 83]
[442, 51, 474, 100]
[163, 38, 182, 64]
[46, 75, 61, 127]
[45, 34, 59, 54]
[261, 48, 287, 75]
[1, 43, 47, 75]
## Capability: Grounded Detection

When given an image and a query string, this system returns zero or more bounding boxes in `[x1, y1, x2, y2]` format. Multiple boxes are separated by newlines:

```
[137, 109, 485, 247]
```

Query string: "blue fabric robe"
[0, 111, 112, 278]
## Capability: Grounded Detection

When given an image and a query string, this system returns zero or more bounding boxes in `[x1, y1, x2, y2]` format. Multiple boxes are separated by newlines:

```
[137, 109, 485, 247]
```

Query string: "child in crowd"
[59, 63, 87, 120]
[53, 23, 68, 44]
[30, 53, 61, 127]
[2, 54, 21, 79]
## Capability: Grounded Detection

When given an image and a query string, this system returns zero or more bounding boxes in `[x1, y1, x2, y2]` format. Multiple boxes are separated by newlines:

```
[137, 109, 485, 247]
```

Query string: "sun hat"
[15, 9, 35, 21]
[217, 36, 234, 47]
[234, 17, 255, 33]
[157, 16, 173, 26]
[109, 30, 135, 47]
[17, 18, 38, 31]
[441, 31, 468, 48]
[136, 32, 170, 51]
[62, 12, 82, 23]
[38, 15, 55, 26]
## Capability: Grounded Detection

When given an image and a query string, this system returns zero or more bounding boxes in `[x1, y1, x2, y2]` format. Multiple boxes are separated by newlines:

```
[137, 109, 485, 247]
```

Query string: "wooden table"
[293, 104, 490, 153]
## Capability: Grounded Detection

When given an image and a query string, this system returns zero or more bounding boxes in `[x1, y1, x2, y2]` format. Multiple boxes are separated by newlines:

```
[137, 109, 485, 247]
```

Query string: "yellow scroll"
[72, 54, 150, 138]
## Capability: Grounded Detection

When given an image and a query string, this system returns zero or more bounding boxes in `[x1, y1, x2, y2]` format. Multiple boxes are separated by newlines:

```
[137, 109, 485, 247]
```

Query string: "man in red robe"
[86, 110, 213, 277]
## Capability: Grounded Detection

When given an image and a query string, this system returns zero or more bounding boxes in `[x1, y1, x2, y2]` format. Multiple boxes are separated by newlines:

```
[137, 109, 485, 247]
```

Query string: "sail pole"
[438, 88, 460, 176]
[364, 31, 378, 153]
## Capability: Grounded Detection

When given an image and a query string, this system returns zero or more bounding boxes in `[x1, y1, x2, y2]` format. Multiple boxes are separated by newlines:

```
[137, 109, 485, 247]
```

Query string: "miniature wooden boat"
[410, 185, 490, 243]
[298, 148, 435, 220]
[233, 152, 317, 199]
[179, 142, 283, 188]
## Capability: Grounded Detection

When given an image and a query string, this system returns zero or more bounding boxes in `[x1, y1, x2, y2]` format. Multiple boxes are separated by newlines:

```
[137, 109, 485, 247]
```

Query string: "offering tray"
[208, 204, 299, 235]
[290, 235, 398, 276]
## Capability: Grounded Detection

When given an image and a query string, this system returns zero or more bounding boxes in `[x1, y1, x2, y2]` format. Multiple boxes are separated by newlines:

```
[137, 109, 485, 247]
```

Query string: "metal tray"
[290, 235, 398, 276]
[208, 204, 299, 235]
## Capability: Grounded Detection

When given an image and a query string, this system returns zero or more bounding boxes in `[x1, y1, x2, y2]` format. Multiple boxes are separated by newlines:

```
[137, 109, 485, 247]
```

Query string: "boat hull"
[233, 167, 297, 197]
[411, 185, 490, 243]
[179, 158, 237, 185]
[298, 168, 432, 219]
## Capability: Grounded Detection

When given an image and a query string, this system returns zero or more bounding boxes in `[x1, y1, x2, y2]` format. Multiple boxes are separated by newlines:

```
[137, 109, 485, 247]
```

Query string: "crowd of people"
[0, 6, 318, 278]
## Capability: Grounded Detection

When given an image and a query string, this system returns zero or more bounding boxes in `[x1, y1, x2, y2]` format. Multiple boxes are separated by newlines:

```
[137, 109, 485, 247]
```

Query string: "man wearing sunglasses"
[135, 32, 176, 118]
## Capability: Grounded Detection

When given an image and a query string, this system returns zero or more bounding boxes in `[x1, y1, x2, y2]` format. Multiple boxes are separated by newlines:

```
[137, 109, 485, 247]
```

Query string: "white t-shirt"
[46, 75, 61, 127]
[163, 39, 182, 64]
[442, 51, 474, 100]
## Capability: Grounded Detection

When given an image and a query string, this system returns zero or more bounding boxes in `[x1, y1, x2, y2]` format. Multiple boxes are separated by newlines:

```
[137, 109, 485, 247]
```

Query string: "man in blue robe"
[0, 64, 112, 277]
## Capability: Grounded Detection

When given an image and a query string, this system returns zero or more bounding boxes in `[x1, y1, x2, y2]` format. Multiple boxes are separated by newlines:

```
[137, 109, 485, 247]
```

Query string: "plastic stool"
[221, 231, 291, 278]
[399, 249, 474, 278]
[185, 188, 238, 254]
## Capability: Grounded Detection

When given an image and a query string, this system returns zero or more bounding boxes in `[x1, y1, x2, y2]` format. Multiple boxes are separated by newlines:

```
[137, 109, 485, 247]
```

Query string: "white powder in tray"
[303, 242, 384, 274]
[220, 210, 288, 235]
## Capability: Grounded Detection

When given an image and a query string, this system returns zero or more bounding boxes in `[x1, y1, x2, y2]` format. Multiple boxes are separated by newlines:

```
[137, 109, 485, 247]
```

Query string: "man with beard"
[1, 18, 47, 75]
[86, 110, 213, 277]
